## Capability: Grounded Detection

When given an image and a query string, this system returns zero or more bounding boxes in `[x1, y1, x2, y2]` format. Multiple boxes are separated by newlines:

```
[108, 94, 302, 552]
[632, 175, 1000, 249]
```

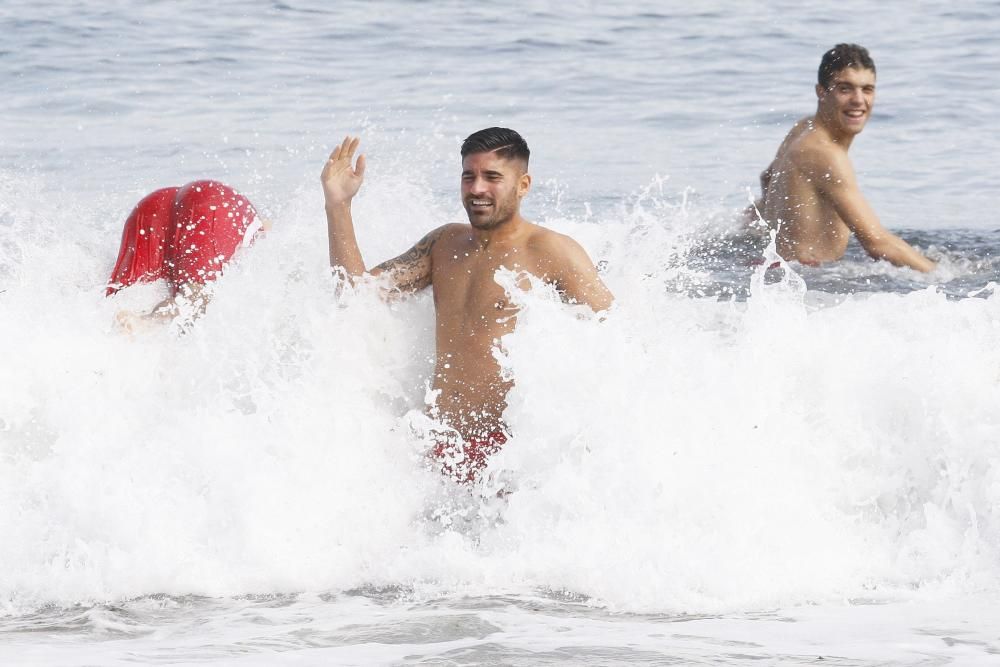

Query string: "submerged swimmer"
[322, 128, 614, 482]
[107, 180, 264, 328]
[751, 43, 935, 272]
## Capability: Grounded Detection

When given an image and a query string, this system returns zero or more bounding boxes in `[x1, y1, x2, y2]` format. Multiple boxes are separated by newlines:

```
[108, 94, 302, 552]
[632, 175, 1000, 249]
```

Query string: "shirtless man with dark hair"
[322, 128, 613, 482]
[753, 43, 935, 272]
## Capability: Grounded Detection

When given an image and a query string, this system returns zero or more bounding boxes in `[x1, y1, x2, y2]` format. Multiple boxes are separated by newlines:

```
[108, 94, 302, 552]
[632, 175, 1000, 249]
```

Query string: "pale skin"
[756, 66, 935, 272]
[322, 135, 613, 440]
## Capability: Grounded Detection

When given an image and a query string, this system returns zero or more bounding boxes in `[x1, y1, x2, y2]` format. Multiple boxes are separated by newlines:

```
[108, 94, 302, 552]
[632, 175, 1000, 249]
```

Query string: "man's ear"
[519, 172, 532, 197]
[815, 83, 825, 100]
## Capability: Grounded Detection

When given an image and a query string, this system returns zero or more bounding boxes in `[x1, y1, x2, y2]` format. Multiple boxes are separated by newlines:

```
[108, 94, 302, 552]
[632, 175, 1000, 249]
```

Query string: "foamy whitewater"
[3, 1, 1000, 664]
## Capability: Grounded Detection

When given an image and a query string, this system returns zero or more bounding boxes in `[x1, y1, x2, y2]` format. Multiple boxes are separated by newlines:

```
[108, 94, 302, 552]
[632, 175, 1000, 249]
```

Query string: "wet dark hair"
[460, 127, 530, 165]
[818, 43, 876, 88]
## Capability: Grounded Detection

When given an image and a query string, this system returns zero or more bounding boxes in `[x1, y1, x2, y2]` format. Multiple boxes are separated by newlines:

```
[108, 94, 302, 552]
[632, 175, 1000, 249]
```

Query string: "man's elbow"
[566, 285, 613, 314]
[590, 288, 615, 313]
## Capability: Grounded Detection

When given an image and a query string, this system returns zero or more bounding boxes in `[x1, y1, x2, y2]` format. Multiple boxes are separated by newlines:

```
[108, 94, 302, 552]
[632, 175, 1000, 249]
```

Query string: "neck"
[472, 214, 527, 247]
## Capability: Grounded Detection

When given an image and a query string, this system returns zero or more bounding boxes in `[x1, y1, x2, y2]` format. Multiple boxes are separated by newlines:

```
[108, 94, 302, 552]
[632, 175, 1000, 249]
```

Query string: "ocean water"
[3, 0, 1000, 664]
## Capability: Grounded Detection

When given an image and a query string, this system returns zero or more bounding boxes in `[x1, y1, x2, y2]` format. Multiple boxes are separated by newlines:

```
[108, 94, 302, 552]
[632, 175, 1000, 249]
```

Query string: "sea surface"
[3, 0, 1000, 664]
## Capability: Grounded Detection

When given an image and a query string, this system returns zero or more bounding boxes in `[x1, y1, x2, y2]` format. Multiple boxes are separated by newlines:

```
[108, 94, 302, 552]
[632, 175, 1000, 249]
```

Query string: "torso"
[764, 119, 852, 265]
[427, 222, 557, 439]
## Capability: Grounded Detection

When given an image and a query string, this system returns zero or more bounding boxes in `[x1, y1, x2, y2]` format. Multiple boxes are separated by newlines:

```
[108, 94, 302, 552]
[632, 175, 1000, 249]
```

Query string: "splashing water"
[3, 163, 1000, 626]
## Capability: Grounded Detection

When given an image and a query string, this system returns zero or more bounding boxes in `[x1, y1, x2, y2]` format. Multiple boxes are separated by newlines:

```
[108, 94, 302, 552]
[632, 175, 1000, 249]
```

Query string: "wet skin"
[323, 136, 613, 439]
[757, 67, 934, 272]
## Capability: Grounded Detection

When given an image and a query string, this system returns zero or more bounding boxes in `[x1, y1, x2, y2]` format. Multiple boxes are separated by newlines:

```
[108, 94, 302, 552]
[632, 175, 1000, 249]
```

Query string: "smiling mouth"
[468, 199, 493, 209]
[844, 109, 866, 120]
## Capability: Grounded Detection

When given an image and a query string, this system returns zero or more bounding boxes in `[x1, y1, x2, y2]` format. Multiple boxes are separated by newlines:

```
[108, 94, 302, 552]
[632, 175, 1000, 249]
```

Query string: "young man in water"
[752, 43, 935, 272]
[322, 129, 613, 482]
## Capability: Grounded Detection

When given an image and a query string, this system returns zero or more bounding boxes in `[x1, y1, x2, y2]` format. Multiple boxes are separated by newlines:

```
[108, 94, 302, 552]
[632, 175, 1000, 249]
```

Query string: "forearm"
[325, 201, 367, 276]
[867, 236, 935, 273]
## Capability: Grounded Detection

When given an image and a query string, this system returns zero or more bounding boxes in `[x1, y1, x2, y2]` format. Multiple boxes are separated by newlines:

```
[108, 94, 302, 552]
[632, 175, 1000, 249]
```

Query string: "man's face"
[461, 151, 530, 230]
[815, 66, 876, 136]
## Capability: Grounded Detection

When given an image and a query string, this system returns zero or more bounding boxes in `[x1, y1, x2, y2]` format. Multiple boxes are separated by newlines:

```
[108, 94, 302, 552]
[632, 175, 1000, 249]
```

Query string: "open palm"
[321, 135, 367, 205]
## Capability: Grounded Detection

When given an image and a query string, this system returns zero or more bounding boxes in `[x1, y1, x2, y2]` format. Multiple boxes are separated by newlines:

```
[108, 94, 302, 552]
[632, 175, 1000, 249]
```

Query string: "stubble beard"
[465, 195, 517, 230]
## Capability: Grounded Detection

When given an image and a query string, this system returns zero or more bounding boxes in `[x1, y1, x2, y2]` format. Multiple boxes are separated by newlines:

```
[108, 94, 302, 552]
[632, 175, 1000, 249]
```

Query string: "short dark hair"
[818, 43, 876, 88]
[461, 127, 530, 165]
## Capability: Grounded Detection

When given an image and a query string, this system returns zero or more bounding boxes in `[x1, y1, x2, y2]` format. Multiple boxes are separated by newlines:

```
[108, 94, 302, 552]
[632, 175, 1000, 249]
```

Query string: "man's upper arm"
[371, 225, 449, 293]
[809, 148, 935, 272]
[547, 235, 614, 312]
[809, 148, 887, 248]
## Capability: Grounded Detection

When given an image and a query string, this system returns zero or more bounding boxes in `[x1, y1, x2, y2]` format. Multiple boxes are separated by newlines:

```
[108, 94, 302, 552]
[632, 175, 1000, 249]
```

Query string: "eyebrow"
[832, 80, 876, 87]
[462, 169, 505, 177]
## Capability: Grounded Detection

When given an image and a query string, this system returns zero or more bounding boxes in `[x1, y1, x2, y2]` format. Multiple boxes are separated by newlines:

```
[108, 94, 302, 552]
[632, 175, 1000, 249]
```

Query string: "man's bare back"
[322, 130, 613, 444]
[756, 44, 934, 272]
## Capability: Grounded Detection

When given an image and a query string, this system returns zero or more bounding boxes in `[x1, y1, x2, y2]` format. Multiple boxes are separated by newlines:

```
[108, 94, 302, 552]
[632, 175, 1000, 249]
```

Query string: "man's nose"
[849, 87, 865, 104]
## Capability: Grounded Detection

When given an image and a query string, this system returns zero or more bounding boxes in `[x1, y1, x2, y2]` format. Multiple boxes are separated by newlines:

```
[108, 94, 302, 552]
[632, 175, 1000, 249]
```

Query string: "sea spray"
[3, 170, 1000, 617]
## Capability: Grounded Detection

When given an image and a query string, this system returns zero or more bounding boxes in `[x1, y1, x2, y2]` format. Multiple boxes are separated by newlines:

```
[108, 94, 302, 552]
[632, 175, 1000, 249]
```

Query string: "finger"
[340, 135, 352, 155]
[355, 153, 367, 179]
[346, 136, 360, 160]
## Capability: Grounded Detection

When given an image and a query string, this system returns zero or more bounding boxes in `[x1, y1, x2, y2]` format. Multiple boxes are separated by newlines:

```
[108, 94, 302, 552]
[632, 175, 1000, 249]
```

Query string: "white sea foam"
[3, 168, 1000, 620]
[5, 0, 1000, 660]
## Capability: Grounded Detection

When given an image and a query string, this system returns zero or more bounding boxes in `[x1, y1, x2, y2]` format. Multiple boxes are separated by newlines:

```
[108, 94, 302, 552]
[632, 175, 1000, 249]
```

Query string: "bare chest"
[431, 246, 535, 337]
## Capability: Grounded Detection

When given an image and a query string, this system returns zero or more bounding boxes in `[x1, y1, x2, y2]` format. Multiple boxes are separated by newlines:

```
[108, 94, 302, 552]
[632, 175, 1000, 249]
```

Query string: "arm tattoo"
[373, 227, 446, 292]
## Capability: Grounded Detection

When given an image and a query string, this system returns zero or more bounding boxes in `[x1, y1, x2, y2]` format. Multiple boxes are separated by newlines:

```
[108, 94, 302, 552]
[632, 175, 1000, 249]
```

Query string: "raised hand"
[321, 136, 367, 207]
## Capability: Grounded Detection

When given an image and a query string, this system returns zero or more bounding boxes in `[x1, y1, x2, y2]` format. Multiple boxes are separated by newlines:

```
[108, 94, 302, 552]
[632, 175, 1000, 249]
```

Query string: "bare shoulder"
[431, 222, 468, 242]
[372, 222, 461, 280]
[526, 224, 588, 258]
[523, 224, 597, 275]
[790, 115, 813, 132]
[522, 223, 612, 309]
[438, 222, 470, 238]
[420, 222, 468, 254]
[771, 117, 816, 169]
[791, 132, 851, 175]
[422, 222, 476, 259]
[779, 116, 814, 148]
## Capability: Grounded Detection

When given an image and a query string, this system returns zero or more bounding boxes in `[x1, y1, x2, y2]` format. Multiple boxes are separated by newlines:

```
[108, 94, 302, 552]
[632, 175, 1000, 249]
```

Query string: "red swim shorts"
[432, 431, 509, 484]
[107, 180, 260, 295]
